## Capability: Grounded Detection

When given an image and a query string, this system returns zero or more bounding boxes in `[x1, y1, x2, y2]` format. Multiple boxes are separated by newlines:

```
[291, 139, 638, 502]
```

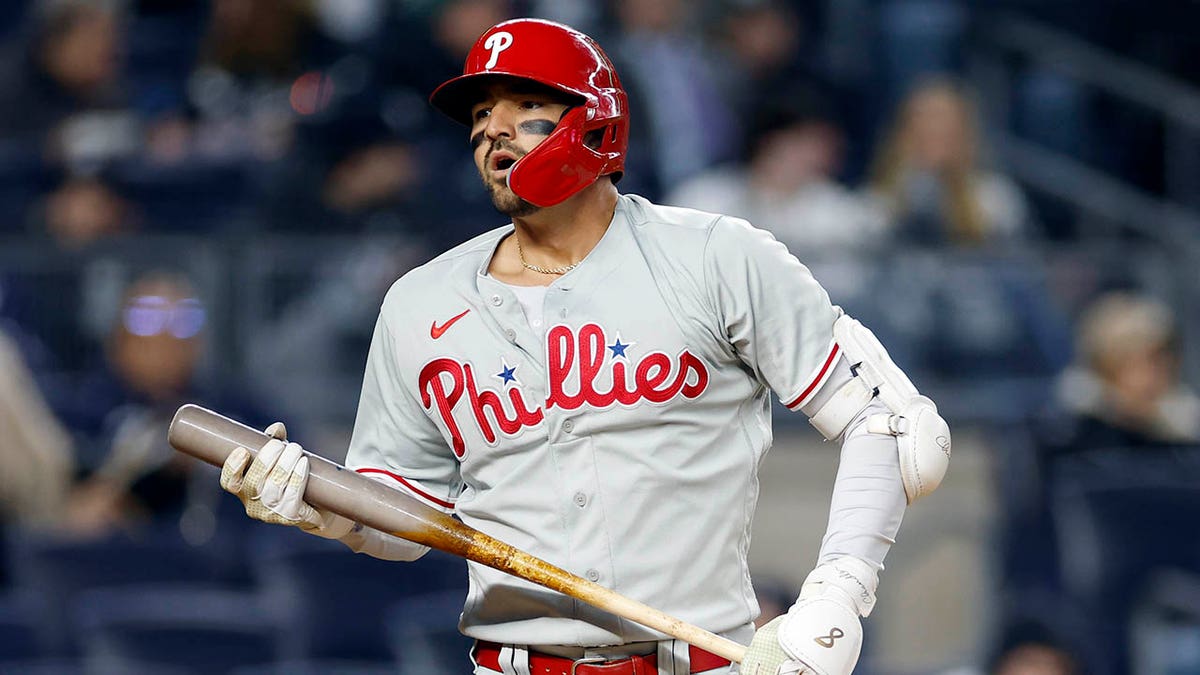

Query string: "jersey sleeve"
[704, 216, 841, 410]
[346, 308, 462, 513]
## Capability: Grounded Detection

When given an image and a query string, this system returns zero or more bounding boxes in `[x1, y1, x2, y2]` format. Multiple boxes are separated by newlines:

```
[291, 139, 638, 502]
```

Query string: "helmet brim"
[430, 72, 587, 127]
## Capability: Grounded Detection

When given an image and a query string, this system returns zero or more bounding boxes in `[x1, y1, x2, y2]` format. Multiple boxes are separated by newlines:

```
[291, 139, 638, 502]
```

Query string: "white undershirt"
[496, 280, 549, 332]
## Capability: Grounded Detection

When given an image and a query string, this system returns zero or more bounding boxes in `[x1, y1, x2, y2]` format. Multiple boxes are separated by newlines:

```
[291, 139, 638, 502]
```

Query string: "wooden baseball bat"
[168, 404, 748, 663]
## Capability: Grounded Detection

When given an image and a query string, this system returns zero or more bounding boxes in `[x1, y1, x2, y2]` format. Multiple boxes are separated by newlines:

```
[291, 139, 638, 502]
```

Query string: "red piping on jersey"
[785, 343, 840, 410]
[356, 468, 456, 509]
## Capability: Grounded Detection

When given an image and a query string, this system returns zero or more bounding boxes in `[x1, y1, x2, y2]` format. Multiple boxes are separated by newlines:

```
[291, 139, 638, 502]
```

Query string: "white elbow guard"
[808, 314, 951, 502]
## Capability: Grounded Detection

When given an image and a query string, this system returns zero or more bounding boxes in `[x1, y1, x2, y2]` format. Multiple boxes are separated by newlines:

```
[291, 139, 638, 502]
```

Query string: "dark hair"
[744, 87, 840, 160]
[987, 620, 1080, 675]
[462, 75, 583, 112]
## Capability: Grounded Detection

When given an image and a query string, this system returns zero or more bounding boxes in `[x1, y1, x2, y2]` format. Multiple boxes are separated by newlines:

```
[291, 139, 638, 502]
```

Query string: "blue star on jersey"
[608, 334, 634, 360]
[496, 359, 520, 387]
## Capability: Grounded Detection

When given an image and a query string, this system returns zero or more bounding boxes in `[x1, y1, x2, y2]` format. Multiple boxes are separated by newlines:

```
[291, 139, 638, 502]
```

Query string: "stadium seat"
[6, 527, 243, 655]
[0, 657, 88, 675]
[109, 158, 256, 233]
[1130, 569, 1200, 675]
[74, 585, 280, 674]
[1051, 450, 1200, 674]
[229, 659, 400, 675]
[0, 141, 55, 229]
[250, 527, 467, 662]
[386, 589, 473, 675]
[0, 592, 44, 663]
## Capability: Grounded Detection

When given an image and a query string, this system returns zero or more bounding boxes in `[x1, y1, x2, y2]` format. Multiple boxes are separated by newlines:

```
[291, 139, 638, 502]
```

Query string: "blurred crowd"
[0, 1, 1197, 674]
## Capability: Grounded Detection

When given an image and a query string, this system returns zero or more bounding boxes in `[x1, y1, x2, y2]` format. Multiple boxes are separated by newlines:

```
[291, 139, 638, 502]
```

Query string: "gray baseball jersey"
[346, 193, 846, 646]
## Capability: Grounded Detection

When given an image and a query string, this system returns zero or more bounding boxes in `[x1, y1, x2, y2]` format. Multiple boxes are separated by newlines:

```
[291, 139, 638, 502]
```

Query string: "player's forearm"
[815, 397, 908, 569]
[338, 522, 431, 561]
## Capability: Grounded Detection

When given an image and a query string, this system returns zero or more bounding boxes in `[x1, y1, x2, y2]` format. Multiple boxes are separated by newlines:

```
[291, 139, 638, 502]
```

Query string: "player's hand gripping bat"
[168, 404, 747, 663]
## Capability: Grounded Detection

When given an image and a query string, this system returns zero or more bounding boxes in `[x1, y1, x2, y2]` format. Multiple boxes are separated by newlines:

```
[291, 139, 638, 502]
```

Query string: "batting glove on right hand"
[220, 422, 355, 540]
[741, 556, 877, 675]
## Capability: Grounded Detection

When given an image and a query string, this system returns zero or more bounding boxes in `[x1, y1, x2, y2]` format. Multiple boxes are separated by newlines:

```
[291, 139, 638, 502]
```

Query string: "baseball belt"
[472, 641, 731, 674]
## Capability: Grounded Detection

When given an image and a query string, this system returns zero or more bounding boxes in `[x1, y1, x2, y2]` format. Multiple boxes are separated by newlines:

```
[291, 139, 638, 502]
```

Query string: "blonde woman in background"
[0, 329, 73, 528]
[869, 78, 1030, 246]
[1056, 291, 1200, 446]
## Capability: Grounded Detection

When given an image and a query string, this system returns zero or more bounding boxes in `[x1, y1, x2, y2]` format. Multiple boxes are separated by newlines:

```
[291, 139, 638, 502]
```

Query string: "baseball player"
[220, 18, 951, 675]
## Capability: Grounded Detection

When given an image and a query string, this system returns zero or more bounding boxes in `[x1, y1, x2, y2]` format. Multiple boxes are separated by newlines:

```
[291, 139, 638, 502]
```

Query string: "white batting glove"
[741, 557, 877, 675]
[219, 422, 355, 539]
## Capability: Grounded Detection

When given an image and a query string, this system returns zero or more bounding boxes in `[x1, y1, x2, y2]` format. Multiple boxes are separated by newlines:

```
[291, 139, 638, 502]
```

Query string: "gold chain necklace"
[515, 235, 580, 275]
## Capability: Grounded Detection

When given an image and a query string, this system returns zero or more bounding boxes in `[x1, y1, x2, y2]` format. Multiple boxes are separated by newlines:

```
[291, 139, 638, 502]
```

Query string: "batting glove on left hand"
[220, 422, 355, 539]
[741, 556, 877, 675]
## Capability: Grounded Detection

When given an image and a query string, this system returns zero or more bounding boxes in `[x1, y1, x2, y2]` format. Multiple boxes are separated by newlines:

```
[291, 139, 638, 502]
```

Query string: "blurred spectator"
[323, 141, 418, 218]
[991, 644, 1077, 675]
[174, 0, 332, 165]
[375, 0, 514, 99]
[311, 0, 388, 47]
[607, 0, 739, 199]
[199, 0, 320, 81]
[868, 78, 1031, 246]
[95, 0, 345, 235]
[36, 175, 134, 247]
[61, 271, 265, 540]
[987, 621, 1081, 675]
[320, 0, 516, 244]
[1052, 292, 1200, 448]
[0, 0, 137, 169]
[260, 98, 426, 237]
[941, 620, 1080, 675]
[667, 90, 884, 255]
[434, 0, 513, 63]
[0, 328, 74, 529]
[0, 174, 139, 378]
[997, 292, 1200, 674]
[715, 1, 806, 116]
[999, 292, 1198, 596]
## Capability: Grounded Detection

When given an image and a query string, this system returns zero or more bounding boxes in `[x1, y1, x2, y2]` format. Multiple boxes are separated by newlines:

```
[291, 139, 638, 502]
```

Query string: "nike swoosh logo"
[431, 309, 471, 340]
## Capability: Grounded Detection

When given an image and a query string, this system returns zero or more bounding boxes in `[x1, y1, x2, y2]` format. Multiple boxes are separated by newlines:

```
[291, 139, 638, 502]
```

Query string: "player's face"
[469, 83, 571, 217]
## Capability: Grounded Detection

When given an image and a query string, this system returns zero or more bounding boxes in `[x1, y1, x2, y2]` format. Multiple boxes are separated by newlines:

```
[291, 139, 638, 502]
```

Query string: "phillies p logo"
[484, 31, 513, 69]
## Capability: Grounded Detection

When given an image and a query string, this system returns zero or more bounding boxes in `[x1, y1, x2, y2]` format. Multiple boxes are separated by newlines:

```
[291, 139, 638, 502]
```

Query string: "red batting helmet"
[429, 18, 630, 207]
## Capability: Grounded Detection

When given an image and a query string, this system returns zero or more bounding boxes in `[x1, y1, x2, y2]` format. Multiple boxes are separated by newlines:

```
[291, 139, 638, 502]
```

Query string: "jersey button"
[504, 328, 517, 342]
[586, 568, 600, 582]
[573, 492, 587, 508]
[559, 308, 568, 318]
[490, 294, 503, 306]
[562, 419, 575, 433]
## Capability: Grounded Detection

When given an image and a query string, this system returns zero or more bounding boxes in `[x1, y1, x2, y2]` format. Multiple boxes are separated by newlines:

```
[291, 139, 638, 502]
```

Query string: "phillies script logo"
[418, 323, 710, 457]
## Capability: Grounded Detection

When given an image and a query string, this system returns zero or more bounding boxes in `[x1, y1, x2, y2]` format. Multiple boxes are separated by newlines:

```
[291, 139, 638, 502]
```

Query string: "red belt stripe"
[472, 640, 731, 674]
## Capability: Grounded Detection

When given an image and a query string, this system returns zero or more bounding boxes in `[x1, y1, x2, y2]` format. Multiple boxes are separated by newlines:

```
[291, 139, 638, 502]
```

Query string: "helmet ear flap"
[508, 107, 613, 207]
